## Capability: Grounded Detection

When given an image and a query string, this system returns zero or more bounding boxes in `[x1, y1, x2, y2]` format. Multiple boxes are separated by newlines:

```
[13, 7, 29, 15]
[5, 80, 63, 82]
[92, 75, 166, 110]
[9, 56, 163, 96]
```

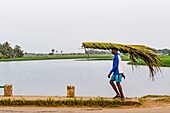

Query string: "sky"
[0, 0, 170, 53]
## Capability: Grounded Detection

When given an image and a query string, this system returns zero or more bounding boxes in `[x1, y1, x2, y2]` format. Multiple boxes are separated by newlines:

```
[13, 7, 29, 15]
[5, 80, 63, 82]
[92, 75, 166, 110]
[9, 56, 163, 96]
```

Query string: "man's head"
[111, 48, 119, 54]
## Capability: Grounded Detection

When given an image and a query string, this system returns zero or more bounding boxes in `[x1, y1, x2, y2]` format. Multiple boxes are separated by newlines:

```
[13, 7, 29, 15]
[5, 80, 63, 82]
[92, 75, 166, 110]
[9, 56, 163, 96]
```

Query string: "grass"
[2, 96, 169, 107]
[0, 97, 123, 107]
[156, 98, 170, 102]
[0, 97, 144, 107]
[142, 95, 170, 98]
[128, 55, 170, 67]
[138, 98, 144, 105]
[0, 54, 169, 67]
[0, 54, 129, 62]
[0, 54, 112, 62]
[156, 55, 170, 67]
[142, 95, 170, 103]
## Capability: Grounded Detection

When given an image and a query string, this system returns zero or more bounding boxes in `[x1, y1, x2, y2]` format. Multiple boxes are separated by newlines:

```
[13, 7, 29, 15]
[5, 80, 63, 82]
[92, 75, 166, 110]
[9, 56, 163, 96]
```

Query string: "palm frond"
[82, 42, 162, 79]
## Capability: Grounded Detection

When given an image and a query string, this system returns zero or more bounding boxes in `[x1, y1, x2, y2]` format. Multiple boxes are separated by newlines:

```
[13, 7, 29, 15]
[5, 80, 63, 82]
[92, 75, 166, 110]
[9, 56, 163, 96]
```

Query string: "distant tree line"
[86, 49, 170, 55]
[86, 49, 110, 54]
[157, 48, 170, 55]
[0, 42, 24, 59]
[49, 49, 63, 55]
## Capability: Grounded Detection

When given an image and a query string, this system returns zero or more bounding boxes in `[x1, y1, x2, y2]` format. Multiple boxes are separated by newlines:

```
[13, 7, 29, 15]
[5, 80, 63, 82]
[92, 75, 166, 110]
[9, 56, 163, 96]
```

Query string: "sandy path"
[0, 106, 170, 113]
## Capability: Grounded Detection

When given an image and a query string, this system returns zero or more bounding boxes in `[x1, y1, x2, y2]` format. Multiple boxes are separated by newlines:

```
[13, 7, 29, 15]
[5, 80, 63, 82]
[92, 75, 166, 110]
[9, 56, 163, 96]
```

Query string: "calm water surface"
[0, 60, 169, 97]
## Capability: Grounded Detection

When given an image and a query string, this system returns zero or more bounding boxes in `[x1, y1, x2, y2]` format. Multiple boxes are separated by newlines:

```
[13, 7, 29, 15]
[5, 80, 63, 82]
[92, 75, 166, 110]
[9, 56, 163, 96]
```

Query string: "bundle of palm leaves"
[82, 42, 162, 78]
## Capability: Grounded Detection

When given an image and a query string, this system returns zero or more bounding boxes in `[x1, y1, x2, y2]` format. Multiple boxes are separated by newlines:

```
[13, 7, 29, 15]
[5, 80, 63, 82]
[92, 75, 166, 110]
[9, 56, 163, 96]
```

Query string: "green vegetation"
[0, 97, 123, 107]
[142, 95, 170, 98]
[1, 96, 169, 107]
[156, 98, 170, 102]
[0, 54, 130, 62]
[128, 56, 170, 67]
[0, 54, 114, 62]
[143, 95, 170, 98]
[138, 98, 144, 105]
[0, 42, 24, 59]
[142, 95, 170, 103]
[0, 54, 170, 68]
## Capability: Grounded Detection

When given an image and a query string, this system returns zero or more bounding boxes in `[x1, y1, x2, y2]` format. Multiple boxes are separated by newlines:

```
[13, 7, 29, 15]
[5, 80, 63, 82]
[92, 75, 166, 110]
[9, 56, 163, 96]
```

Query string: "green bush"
[0, 98, 123, 107]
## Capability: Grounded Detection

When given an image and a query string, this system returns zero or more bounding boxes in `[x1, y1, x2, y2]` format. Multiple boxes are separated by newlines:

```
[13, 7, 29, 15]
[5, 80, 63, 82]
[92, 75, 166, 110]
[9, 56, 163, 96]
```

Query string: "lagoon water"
[0, 59, 170, 97]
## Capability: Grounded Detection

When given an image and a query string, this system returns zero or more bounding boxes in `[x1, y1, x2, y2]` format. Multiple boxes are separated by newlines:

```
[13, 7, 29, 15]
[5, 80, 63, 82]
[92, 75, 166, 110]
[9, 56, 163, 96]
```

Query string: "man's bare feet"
[113, 95, 121, 99]
[121, 97, 125, 102]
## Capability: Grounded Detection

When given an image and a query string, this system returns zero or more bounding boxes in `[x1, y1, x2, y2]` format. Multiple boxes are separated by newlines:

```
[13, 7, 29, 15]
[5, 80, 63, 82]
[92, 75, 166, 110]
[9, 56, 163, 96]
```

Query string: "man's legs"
[116, 82, 125, 99]
[109, 80, 120, 96]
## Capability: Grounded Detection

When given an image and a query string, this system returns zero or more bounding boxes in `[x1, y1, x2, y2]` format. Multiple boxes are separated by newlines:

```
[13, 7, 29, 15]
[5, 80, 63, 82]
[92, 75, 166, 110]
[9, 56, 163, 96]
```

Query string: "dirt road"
[0, 106, 170, 113]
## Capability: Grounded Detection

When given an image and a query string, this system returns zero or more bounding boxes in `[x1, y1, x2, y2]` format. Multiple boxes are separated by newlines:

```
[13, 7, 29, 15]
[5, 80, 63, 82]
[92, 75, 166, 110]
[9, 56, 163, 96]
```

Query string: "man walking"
[108, 48, 125, 101]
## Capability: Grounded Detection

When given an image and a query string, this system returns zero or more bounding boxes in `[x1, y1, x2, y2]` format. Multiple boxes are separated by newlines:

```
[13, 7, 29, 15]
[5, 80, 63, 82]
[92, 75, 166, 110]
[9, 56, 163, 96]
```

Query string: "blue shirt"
[109, 53, 123, 75]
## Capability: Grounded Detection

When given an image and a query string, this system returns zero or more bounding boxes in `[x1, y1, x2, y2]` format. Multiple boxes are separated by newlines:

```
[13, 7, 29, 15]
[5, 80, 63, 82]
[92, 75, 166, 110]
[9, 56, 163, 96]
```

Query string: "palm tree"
[51, 49, 55, 54]
[82, 42, 162, 79]
[0, 43, 3, 54]
[13, 45, 23, 58]
[0, 42, 24, 58]
[2, 42, 13, 58]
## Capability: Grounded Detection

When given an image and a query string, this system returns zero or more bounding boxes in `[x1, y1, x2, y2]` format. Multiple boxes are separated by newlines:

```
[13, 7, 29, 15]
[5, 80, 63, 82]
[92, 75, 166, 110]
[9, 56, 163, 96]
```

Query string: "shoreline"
[0, 54, 169, 67]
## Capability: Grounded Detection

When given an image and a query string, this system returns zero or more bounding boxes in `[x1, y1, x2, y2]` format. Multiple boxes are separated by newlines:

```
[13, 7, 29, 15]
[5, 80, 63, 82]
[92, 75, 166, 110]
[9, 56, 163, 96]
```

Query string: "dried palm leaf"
[82, 42, 162, 79]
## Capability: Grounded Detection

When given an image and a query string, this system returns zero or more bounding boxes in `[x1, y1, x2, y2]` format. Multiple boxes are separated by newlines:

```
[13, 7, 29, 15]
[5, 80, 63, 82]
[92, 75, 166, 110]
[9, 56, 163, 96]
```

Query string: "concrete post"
[67, 86, 75, 97]
[4, 84, 12, 97]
